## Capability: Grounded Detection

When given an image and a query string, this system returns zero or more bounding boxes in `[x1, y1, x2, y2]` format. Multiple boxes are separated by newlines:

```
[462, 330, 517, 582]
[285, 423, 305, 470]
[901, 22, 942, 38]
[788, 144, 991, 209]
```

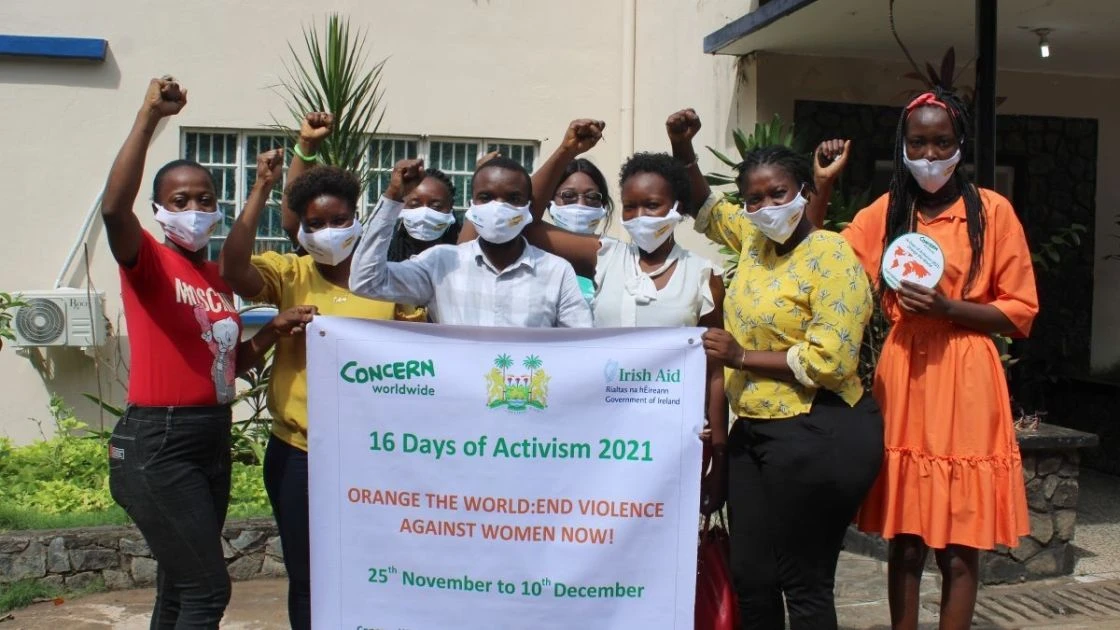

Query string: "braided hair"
[886, 87, 986, 297]
[387, 168, 462, 262]
[735, 145, 817, 197]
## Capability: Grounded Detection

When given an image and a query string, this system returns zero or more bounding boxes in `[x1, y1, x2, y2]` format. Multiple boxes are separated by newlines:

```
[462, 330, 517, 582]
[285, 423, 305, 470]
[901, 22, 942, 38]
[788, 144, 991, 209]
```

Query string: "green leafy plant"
[704, 115, 800, 199]
[231, 344, 274, 465]
[1031, 223, 1087, 273]
[0, 291, 26, 352]
[0, 397, 269, 531]
[273, 13, 386, 192]
[0, 578, 60, 614]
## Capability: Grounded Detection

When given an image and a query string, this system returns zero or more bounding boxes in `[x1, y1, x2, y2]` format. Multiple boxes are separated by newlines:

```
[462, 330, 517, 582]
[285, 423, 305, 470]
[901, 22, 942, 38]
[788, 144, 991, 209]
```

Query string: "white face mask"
[745, 188, 807, 244]
[465, 201, 532, 244]
[153, 204, 222, 252]
[622, 205, 682, 253]
[548, 202, 607, 234]
[903, 148, 961, 193]
[297, 221, 362, 266]
[400, 207, 455, 242]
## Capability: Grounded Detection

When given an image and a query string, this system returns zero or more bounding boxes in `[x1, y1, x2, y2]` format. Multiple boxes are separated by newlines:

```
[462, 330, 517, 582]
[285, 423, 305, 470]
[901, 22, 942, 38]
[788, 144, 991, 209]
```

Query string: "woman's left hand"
[898, 281, 951, 318]
[701, 328, 743, 369]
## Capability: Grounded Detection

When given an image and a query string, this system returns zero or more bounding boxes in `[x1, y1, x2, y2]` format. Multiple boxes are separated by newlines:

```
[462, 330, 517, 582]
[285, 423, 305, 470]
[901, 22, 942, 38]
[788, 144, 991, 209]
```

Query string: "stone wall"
[0, 518, 285, 590]
[981, 449, 1081, 583]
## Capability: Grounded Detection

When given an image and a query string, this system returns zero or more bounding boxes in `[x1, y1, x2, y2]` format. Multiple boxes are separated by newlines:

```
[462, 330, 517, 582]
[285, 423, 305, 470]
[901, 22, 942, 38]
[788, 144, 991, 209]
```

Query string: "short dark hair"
[472, 156, 533, 199]
[735, 145, 817, 195]
[618, 152, 690, 209]
[152, 159, 216, 200]
[286, 166, 360, 217]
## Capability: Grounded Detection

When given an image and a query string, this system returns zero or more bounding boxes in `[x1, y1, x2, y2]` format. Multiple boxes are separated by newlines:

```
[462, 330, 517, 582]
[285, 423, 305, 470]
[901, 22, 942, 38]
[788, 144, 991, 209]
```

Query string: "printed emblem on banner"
[485, 353, 549, 412]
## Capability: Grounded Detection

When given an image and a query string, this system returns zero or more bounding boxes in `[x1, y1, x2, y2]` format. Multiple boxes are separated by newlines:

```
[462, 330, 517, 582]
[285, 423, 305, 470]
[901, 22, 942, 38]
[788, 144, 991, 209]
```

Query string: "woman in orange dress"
[810, 88, 1039, 630]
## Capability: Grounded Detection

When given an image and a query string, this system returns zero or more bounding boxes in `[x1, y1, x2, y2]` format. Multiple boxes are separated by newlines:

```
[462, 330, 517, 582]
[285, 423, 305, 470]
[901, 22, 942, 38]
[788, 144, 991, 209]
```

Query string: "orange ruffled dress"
[846, 189, 1039, 550]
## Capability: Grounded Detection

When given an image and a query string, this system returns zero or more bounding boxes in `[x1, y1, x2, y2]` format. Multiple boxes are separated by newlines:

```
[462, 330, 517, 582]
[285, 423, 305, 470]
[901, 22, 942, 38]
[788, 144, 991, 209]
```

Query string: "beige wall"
[0, 1, 752, 442]
[752, 52, 1120, 371]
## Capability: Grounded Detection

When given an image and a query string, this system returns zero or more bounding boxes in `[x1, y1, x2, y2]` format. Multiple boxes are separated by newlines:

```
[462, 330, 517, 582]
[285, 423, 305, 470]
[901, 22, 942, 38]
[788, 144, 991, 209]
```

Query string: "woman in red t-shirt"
[102, 77, 312, 628]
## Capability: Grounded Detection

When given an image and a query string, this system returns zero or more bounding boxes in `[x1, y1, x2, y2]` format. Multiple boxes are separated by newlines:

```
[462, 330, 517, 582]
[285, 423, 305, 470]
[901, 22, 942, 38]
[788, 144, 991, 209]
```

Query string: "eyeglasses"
[556, 190, 605, 208]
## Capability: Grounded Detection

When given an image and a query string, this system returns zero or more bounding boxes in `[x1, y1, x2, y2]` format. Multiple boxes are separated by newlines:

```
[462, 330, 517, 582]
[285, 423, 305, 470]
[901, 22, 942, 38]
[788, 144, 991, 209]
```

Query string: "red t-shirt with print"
[120, 231, 243, 406]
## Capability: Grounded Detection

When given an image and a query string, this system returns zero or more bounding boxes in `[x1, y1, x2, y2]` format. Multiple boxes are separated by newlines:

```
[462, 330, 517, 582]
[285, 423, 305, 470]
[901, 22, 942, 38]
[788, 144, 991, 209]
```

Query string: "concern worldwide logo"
[485, 353, 549, 412]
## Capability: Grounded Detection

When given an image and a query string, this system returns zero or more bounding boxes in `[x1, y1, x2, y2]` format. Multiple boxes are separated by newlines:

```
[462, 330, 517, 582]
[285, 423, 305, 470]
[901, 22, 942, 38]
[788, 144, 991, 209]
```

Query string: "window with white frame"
[366, 137, 537, 213]
[182, 131, 296, 260]
[184, 131, 537, 259]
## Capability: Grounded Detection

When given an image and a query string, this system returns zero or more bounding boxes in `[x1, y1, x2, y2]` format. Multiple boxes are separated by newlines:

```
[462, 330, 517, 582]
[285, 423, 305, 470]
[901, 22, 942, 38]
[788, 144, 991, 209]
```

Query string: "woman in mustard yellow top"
[667, 109, 884, 629]
[218, 124, 404, 629]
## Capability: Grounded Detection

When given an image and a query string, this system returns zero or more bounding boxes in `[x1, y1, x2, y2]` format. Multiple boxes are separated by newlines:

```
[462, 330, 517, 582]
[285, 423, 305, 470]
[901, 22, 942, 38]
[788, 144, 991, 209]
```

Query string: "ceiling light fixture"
[1034, 28, 1052, 58]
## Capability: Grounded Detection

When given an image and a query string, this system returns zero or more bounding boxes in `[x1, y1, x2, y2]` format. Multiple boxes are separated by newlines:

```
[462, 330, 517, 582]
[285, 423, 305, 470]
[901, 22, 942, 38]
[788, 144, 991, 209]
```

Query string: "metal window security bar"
[185, 130, 538, 260]
[369, 138, 537, 214]
[182, 131, 295, 261]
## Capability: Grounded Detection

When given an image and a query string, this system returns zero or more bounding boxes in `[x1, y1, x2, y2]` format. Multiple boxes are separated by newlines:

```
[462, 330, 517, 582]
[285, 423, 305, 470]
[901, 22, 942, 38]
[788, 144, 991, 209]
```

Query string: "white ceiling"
[710, 0, 1120, 79]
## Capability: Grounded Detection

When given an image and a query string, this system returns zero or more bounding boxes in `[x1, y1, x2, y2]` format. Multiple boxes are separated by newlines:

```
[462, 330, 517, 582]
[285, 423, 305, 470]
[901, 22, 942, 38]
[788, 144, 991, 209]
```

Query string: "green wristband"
[292, 143, 321, 163]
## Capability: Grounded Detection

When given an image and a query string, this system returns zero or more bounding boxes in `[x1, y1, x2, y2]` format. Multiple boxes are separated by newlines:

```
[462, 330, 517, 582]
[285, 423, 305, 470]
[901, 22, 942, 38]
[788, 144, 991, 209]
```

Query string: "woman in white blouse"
[460, 119, 729, 513]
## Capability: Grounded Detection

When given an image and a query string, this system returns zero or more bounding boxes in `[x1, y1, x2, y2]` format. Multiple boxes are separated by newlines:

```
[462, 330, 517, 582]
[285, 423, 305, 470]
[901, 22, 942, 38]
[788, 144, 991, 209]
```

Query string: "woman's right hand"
[665, 108, 702, 145]
[299, 112, 334, 151]
[254, 148, 285, 191]
[142, 76, 187, 119]
[814, 139, 851, 183]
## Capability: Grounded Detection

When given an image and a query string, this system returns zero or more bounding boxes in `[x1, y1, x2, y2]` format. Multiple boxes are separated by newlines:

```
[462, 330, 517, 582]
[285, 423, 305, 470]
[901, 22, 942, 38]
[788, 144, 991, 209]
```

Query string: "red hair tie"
[906, 92, 955, 118]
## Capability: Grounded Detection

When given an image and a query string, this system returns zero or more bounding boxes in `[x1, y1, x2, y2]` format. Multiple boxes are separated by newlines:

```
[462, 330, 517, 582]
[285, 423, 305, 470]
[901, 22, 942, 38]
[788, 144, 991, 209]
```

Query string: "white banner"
[307, 317, 705, 630]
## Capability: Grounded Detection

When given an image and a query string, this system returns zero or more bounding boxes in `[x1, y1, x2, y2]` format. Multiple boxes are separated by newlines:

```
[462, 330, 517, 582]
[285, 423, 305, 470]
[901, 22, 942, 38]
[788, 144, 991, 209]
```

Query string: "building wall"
[0, 1, 748, 442]
[753, 52, 1120, 371]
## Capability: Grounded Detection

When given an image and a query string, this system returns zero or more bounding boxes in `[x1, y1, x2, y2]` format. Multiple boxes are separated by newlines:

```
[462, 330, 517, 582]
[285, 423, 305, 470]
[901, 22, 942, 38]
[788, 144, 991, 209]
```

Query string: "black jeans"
[108, 405, 233, 630]
[263, 435, 311, 630]
[727, 392, 884, 630]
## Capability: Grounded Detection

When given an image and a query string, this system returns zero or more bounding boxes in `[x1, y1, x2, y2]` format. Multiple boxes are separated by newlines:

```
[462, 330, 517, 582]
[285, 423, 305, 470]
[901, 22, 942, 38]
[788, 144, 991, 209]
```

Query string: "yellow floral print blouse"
[695, 194, 872, 419]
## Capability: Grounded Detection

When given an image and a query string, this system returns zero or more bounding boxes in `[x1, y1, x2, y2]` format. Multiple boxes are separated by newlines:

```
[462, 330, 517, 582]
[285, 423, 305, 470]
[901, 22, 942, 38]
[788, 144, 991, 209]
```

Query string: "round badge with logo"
[881, 233, 945, 290]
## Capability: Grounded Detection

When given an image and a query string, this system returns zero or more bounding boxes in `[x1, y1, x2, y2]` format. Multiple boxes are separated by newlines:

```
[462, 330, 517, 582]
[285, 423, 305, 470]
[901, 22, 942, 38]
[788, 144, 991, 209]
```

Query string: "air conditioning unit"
[10, 289, 107, 348]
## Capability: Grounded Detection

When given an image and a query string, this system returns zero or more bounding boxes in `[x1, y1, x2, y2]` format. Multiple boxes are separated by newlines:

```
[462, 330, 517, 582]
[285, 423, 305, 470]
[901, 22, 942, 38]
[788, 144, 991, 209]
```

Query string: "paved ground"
[5, 470, 1119, 628]
[6, 557, 1120, 629]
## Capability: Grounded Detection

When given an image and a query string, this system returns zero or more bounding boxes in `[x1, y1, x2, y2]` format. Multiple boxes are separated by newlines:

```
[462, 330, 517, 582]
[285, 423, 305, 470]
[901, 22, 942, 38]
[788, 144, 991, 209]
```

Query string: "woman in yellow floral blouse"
[667, 109, 884, 629]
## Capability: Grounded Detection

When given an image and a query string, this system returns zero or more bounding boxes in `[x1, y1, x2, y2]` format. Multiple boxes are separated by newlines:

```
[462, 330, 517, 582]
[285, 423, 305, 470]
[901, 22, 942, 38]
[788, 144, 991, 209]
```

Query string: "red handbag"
[696, 447, 739, 630]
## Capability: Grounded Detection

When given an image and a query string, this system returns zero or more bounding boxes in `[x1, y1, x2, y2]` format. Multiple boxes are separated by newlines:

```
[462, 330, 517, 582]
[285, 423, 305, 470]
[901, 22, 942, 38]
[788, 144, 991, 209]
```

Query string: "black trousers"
[108, 405, 233, 630]
[264, 435, 312, 630]
[726, 392, 884, 630]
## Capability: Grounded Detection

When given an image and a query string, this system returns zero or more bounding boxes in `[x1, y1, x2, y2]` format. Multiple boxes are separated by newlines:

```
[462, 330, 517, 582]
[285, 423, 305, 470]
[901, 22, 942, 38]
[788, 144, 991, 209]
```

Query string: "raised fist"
[143, 76, 188, 118]
[665, 108, 701, 144]
[561, 119, 606, 156]
[255, 148, 285, 190]
[387, 158, 426, 200]
[300, 112, 334, 146]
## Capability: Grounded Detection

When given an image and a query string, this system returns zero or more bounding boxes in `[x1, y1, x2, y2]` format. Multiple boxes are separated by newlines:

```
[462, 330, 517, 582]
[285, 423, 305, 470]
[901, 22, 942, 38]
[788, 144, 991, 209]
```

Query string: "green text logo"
[341, 359, 435, 383]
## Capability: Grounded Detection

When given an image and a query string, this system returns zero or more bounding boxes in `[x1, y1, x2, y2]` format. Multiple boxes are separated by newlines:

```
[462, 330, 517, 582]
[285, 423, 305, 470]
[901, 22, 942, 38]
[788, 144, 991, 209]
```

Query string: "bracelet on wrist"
[292, 143, 321, 163]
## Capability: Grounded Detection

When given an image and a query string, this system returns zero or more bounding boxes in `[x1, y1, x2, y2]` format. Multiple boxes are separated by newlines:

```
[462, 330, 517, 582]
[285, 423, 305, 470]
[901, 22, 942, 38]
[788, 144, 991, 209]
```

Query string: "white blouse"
[591, 239, 720, 327]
